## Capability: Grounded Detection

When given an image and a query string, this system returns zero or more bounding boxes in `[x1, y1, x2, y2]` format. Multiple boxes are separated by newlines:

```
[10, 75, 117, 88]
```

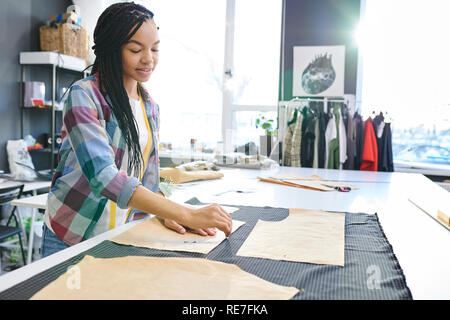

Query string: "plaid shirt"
[44, 74, 160, 246]
[283, 110, 303, 167]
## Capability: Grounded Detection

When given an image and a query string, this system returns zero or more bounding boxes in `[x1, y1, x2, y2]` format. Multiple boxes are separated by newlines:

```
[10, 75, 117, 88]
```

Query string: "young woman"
[41, 2, 232, 257]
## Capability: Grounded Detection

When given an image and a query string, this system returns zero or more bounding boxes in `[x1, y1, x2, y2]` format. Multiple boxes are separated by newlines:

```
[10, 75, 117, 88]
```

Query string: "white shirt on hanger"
[339, 109, 347, 169]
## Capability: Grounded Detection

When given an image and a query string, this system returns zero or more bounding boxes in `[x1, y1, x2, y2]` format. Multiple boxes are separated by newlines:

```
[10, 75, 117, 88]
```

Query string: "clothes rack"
[277, 96, 393, 172]
[279, 97, 354, 116]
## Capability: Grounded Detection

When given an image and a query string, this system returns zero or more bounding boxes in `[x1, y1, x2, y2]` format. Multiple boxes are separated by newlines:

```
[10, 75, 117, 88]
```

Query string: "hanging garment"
[372, 114, 384, 171]
[290, 112, 303, 167]
[372, 114, 383, 135]
[283, 109, 297, 167]
[377, 121, 385, 138]
[278, 105, 290, 152]
[354, 113, 364, 170]
[360, 118, 378, 171]
[312, 118, 320, 168]
[338, 109, 347, 170]
[378, 122, 394, 172]
[373, 114, 385, 171]
[343, 111, 356, 170]
[325, 113, 339, 169]
[342, 109, 348, 132]
[283, 109, 303, 167]
[329, 106, 341, 170]
[300, 108, 317, 168]
[318, 106, 329, 168]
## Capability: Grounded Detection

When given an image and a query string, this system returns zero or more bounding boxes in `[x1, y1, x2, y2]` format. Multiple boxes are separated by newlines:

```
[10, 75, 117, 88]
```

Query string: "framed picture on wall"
[292, 45, 345, 97]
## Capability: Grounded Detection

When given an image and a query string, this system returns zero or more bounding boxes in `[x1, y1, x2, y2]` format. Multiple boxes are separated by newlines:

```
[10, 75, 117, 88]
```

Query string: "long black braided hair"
[91, 2, 156, 177]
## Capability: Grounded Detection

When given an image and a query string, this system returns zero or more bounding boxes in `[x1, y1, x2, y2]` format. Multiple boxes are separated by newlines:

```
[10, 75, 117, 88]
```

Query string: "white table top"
[0, 166, 449, 299]
[0, 179, 51, 194]
[11, 193, 47, 209]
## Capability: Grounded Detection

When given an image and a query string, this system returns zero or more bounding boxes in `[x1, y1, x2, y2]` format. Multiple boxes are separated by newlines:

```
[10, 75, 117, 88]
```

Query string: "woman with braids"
[41, 2, 232, 256]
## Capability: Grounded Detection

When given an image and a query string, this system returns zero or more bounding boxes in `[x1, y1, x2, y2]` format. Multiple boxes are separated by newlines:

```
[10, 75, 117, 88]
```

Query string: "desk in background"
[0, 180, 50, 265]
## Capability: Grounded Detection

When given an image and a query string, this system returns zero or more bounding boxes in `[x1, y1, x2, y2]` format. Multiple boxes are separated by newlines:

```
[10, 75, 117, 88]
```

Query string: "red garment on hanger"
[360, 118, 378, 171]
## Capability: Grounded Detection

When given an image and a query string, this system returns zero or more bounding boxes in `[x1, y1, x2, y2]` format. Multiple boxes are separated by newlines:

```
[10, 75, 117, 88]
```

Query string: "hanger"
[384, 111, 392, 123]
[287, 108, 298, 126]
[332, 102, 340, 115]
[286, 97, 301, 126]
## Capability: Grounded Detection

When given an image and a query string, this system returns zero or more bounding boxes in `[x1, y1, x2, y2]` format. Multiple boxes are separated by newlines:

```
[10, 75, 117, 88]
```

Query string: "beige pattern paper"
[269, 173, 323, 180]
[282, 179, 336, 191]
[30, 255, 299, 300]
[183, 203, 240, 214]
[111, 217, 245, 254]
[236, 209, 345, 266]
[260, 175, 359, 191]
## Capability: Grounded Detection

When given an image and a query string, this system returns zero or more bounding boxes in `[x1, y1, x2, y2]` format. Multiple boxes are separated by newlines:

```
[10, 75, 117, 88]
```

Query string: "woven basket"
[39, 23, 89, 61]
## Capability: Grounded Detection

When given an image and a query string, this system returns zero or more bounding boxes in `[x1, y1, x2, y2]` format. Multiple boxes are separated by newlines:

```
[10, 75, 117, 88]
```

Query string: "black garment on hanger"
[353, 113, 364, 170]
[343, 110, 356, 170]
[378, 122, 394, 172]
[300, 107, 317, 168]
[316, 102, 328, 168]
[373, 113, 385, 171]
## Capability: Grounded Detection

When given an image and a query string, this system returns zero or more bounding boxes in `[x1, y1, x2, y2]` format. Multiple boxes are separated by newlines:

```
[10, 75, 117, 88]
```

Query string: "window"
[223, 0, 283, 152]
[357, 0, 450, 169]
[138, 0, 226, 155]
[137, 0, 282, 155]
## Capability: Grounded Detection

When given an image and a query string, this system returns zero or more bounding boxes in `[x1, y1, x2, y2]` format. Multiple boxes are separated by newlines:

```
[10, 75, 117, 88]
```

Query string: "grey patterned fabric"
[0, 198, 412, 300]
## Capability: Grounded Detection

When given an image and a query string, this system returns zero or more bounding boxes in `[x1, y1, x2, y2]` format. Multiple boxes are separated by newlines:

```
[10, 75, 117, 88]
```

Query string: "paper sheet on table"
[408, 198, 450, 230]
[182, 203, 240, 214]
[30, 255, 299, 300]
[259, 176, 359, 191]
[282, 179, 336, 191]
[269, 173, 323, 181]
[283, 179, 359, 191]
[111, 216, 245, 254]
[236, 208, 345, 266]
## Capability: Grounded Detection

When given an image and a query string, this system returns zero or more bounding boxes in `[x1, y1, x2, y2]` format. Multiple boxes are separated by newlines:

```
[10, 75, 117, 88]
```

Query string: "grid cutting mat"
[0, 198, 412, 300]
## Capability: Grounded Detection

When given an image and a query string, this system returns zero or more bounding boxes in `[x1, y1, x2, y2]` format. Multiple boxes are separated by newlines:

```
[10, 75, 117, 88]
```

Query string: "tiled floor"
[0, 248, 41, 276]
[0, 253, 25, 276]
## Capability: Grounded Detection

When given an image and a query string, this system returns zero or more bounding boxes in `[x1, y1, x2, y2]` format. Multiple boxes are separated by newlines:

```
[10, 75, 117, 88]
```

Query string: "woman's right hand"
[184, 203, 233, 237]
[128, 186, 233, 236]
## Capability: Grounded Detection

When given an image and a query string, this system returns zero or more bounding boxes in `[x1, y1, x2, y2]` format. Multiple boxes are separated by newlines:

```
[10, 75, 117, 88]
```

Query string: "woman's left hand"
[163, 219, 217, 236]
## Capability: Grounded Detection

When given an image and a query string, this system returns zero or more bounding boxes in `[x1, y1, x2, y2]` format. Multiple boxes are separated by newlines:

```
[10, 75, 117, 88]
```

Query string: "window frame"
[221, 0, 282, 153]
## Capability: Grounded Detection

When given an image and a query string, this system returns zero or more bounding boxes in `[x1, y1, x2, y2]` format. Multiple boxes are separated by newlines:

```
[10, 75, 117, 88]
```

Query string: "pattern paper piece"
[269, 173, 323, 181]
[282, 179, 336, 191]
[30, 255, 299, 300]
[236, 208, 345, 266]
[111, 217, 245, 254]
[183, 203, 240, 214]
[259, 175, 358, 191]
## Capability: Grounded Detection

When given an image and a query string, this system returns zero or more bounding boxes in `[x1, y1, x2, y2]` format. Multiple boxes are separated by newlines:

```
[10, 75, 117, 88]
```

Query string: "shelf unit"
[19, 51, 90, 174]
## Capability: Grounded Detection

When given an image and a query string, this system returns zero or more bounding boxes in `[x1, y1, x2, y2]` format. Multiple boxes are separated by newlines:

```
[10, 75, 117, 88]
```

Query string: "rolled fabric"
[160, 167, 224, 184]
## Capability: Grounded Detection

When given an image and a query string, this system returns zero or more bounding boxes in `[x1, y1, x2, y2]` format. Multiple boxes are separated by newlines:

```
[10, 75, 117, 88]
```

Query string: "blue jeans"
[41, 224, 70, 258]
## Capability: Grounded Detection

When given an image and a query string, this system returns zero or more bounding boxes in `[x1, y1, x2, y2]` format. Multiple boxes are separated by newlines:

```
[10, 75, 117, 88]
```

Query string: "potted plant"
[255, 115, 276, 157]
